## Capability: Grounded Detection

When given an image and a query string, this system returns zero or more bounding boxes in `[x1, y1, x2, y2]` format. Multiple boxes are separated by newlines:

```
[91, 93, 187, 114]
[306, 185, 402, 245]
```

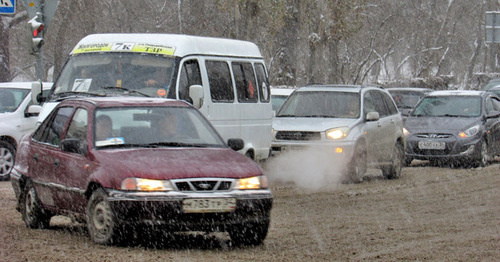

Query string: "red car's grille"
[174, 179, 233, 192]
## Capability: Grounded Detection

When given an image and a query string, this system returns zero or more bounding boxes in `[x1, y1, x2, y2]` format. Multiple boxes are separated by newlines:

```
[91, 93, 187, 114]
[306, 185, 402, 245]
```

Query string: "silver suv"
[271, 85, 405, 182]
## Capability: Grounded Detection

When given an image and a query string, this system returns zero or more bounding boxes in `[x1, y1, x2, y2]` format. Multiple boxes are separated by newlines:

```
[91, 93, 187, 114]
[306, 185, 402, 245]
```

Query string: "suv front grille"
[173, 179, 233, 192]
[276, 131, 321, 141]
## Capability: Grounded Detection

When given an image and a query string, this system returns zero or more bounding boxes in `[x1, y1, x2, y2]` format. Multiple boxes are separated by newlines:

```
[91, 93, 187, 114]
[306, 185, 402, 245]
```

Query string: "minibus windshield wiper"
[55, 91, 106, 100]
[100, 86, 151, 97]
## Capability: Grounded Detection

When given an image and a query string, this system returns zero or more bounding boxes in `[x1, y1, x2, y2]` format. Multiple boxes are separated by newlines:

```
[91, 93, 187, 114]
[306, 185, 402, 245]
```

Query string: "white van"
[32, 34, 272, 161]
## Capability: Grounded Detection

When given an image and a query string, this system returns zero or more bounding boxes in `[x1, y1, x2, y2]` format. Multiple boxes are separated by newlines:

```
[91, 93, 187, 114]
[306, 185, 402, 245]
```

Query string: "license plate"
[418, 141, 445, 150]
[182, 198, 236, 213]
[282, 145, 304, 152]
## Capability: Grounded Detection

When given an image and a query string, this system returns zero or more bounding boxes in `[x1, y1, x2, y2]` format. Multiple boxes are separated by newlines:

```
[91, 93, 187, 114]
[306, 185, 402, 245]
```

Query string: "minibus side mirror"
[227, 138, 244, 151]
[189, 85, 204, 108]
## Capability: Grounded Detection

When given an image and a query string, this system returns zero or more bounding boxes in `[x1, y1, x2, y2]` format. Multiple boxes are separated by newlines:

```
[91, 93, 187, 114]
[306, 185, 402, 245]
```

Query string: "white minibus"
[32, 34, 272, 161]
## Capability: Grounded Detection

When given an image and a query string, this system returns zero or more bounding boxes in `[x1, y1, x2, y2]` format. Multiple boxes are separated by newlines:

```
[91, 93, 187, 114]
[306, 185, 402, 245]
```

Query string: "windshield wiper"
[147, 142, 198, 148]
[301, 114, 338, 118]
[100, 86, 150, 97]
[439, 114, 462, 117]
[96, 143, 145, 149]
[55, 91, 106, 100]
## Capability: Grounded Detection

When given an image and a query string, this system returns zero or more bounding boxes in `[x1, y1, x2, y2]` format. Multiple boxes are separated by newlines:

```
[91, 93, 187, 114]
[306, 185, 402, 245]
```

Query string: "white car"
[271, 87, 295, 112]
[0, 82, 52, 180]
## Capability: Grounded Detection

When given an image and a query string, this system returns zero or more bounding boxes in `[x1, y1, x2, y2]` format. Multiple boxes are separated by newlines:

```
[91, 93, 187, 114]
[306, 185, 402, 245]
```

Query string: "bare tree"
[0, 1, 28, 82]
[3, 0, 499, 89]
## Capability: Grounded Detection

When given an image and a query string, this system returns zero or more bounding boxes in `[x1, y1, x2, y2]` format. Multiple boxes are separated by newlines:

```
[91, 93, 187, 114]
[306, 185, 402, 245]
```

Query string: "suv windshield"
[411, 96, 482, 117]
[51, 53, 176, 99]
[277, 91, 360, 118]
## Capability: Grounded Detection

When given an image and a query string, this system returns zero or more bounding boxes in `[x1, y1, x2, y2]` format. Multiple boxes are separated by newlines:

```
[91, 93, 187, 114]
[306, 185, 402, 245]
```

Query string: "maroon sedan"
[10, 97, 272, 246]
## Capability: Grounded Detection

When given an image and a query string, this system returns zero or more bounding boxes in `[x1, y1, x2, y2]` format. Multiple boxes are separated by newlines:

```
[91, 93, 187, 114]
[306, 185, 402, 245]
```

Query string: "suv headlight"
[121, 178, 174, 191]
[458, 125, 480, 138]
[403, 127, 410, 136]
[326, 127, 350, 140]
[236, 175, 269, 190]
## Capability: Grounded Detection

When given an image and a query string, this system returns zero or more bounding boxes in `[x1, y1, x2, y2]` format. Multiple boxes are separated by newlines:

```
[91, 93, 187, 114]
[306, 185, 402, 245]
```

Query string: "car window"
[365, 91, 389, 117]
[255, 63, 270, 102]
[33, 106, 73, 146]
[486, 96, 500, 113]
[94, 106, 225, 147]
[363, 92, 376, 115]
[0, 88, 30, 113]
[381, 92, 398, 115]
[66, 108, 88, 142]
[178, 59, 202, 102]
[374, 91, 390, 117]
[206, 60, 234, 102]
[232, 62, 258, 103]
[53, 53, 176, 98]
[272, 95, 288, 111]
[412, 96, 481, 117]
[278, 91, 359, 118]
[390, 91, 425, 109]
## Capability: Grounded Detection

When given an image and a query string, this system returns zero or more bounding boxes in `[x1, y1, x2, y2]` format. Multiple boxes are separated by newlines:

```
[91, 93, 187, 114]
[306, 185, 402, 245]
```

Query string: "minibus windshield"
[51, 53, 176, 99]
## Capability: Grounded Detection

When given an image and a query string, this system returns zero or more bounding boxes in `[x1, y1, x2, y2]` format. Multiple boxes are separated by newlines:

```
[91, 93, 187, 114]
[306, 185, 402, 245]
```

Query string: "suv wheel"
[344, 143, 367, 183]
[0, 140, 15, 181]
[382, 142, 404, 179]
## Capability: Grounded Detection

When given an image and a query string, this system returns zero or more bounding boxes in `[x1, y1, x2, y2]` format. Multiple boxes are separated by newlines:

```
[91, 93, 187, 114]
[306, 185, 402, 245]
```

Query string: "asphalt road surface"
[0, 160, 498, 261]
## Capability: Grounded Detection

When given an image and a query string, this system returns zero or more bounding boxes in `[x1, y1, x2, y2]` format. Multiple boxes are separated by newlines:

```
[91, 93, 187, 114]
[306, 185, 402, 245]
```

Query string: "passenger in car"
[154, 112, 179, 141]
[347, 99, 360, 117]
[95, 114, 113, 141]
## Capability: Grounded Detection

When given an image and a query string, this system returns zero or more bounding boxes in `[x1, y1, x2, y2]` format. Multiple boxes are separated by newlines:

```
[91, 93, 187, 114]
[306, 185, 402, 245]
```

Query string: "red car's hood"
[91, 147, 262, 184]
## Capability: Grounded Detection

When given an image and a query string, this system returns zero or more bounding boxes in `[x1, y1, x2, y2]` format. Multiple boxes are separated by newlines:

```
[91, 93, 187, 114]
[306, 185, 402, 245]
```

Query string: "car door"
[484, 95, 500, 155]
[29, 106, 74, 208]
[362, 91, 384, 163]
[52, 107, 91, 212]
[18, 91, 39, 134]
[368, 90, 395, 161]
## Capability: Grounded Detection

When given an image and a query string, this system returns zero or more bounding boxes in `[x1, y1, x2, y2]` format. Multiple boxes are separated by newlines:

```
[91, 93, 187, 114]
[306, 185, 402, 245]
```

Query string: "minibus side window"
[232, 62, 258, 103]
[178, 60, 202, 102]
[255, 63, 270, 102]
[206, 60, 234, 102]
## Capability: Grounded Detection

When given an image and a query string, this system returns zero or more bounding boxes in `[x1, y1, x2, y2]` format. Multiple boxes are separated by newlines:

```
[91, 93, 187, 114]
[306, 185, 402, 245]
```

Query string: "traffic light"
[27, 13, 45, 54]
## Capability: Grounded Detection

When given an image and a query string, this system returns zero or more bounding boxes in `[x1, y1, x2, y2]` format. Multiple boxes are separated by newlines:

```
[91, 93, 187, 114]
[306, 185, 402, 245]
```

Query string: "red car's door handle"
[54, 159, 60, 168]
[33, 153, 38, 162]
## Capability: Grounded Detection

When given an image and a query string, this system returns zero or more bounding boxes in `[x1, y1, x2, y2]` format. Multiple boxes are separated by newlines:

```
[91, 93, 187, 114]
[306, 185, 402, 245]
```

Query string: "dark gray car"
[404, 90, 500, 167]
